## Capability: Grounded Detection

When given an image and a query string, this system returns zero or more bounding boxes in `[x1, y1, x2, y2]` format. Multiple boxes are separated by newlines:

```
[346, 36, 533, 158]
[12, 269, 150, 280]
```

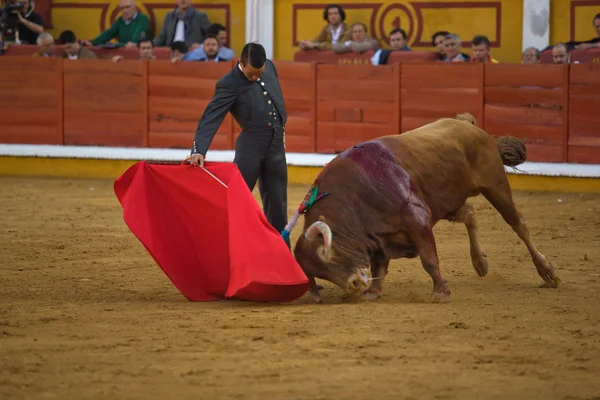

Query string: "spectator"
[431, 30, 449, 60]
[16, 0, 44, 45]
[112, 38, 154, 62]
[59, 30, 98, 59]
[552, 42, 570, 64]
[371, 28, 411, 65]
[443, 33, 470, 62]
[184, 34, 228, 62]
[470, 35, 498, 63]
[82, 0, 150, 48]
[298, 4, 351, 51]
[32, 32, 54, 57]
[170, 40, 188, 63]
[521, 46, 540, 64]
[332, 22, 379, 53]
[182, 23, 234, 61]
[153, 0, 210, 50]
[575, 13, 600, 50]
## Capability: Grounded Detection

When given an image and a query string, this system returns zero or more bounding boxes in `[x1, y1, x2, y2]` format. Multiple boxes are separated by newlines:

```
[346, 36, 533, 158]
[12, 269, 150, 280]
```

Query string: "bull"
[292, 113, 561, 303]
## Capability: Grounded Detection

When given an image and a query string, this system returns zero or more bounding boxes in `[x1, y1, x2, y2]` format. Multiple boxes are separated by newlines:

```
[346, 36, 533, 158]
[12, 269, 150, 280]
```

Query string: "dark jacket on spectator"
[153, 7, 210, 47]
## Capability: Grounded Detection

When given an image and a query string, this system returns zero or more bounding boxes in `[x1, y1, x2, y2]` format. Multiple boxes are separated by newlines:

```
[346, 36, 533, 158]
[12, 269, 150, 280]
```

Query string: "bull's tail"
[493, 135, 527, 167]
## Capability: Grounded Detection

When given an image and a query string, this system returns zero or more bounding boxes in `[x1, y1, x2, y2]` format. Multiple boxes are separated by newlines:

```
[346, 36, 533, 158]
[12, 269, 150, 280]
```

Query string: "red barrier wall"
[401, 63, 484, 132]
[0, 57, 63, 145]
[568, 64, 600, 163]
[484, 64, 569, 162]
[0, 57, 599, 164]
[315, 63, 400, 153]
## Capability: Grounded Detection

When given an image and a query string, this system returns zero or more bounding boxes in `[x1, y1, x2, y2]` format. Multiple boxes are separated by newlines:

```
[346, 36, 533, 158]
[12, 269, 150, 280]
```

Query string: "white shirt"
[330, 24, 343, 44]
[174, 20, 185, 42]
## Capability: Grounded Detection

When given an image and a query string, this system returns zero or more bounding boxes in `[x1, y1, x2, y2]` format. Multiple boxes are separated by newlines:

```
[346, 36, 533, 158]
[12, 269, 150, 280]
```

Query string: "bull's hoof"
[472, 253, 489, 277]
[539, 275, 561, 288]
[431, 292, 451, 303]
[361, 289, 382, 301]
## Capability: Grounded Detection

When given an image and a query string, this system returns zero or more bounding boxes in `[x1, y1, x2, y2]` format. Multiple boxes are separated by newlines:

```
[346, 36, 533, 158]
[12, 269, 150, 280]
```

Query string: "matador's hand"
[189, 154, 205, 167]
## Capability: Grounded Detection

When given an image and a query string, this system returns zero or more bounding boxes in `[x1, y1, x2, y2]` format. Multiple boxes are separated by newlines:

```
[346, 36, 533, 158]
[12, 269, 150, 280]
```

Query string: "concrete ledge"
[1, 154, 600, 193]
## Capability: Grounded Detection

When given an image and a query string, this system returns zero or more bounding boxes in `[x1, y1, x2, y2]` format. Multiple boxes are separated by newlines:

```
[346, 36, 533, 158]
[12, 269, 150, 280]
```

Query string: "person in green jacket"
[81, 0, 150, 48]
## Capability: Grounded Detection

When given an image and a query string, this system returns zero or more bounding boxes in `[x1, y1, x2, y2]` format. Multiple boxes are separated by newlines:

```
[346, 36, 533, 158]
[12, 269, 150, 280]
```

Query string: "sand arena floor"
[1, 175, 599, 400]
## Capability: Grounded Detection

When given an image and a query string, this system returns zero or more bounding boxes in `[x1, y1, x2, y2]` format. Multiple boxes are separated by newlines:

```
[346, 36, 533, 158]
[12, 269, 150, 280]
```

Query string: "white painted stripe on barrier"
[0, 144, 599, 177]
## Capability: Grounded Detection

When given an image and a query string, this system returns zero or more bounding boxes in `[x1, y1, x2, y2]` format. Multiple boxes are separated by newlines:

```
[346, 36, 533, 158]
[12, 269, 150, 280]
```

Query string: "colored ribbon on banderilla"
[281, 172, 329, 242]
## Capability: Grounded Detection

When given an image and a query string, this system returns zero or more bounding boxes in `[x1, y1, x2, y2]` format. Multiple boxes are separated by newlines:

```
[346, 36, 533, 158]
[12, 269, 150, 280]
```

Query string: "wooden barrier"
[0, 57, 599, 164]
[293, 50, 438, 65]
[315, 63, 400, 153]
[401, 63, 484, 132]
[0, 57, 63, 144]
[483, 64, 569, 162]
[63, 60, 148, 147]
[568, 64, 600, 164]
[148, 60, 235, 150]
[272, 60, 316, 153]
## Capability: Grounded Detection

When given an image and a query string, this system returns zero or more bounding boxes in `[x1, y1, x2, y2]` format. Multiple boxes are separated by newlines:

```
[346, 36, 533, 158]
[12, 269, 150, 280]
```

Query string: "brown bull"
[293, 113, 561, 303]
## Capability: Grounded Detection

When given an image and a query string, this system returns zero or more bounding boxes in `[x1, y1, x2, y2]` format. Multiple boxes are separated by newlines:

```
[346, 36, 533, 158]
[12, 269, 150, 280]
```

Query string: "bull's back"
[377, 119, 492, 220]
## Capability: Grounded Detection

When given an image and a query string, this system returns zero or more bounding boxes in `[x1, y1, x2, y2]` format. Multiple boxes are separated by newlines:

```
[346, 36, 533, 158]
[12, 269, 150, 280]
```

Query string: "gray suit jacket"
[153, 9, 210, 47]
[191, 60, 287, 156]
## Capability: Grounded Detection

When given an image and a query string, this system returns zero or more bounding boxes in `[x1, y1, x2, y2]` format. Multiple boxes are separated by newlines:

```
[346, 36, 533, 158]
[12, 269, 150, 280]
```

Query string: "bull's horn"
[305, 221, 332, 258]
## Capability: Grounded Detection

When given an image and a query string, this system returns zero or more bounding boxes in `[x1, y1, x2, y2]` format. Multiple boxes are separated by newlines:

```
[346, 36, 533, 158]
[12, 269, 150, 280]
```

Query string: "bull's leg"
[410, 225, 451, 302]
[362, 255, 390, 300]
[481, 184, 560, 287]
[446, 202, 489, 277]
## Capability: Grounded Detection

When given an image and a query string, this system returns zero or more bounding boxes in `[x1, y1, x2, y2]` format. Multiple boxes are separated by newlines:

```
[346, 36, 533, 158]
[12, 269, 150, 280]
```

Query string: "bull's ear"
[318, 215, 327, 223]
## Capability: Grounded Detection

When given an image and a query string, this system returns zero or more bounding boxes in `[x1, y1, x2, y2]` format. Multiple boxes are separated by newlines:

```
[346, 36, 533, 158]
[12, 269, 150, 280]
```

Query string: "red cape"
[113, 161, 308, 303]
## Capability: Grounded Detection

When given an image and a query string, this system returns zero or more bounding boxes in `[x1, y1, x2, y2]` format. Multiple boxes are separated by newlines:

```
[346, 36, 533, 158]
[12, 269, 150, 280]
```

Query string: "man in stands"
[470, 35, 498, 63]
[59, 30, 98, 59]
[443, 33, 470, 62]
[153, 0, 211, 50]
[31, 32, 54, 57]
[297, 4, 351, 51]
[182, 23, 234, 61]
[371, 28, 411, 65]
[183, 34, 228, 62]
[552, 42, 570, 64]
[522, 47, 540, 64]
[112, 38, 154, 62]
[332, 22, 379, 53]
[81, 0, 150, 48]
[170, 40, 188, 62]
[7, 0, 44, 45]
[431, 30, 449, 60]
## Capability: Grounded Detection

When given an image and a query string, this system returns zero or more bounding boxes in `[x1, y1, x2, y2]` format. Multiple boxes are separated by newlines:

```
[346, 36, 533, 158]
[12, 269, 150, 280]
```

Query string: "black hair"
[389, 28, 406, 39]
[206, 23, 226, 36]
[431, 30, 449, 46]
[594, 13, 600, 22]
[170, 40, 188, 53]
[58, 30, 77, 44]
[138, 38, 153, 48]
[323, 4, 345, 22]
[203, 34, 219, 44]
[240, 42, 266, 68]
[472, 35, 490, 48]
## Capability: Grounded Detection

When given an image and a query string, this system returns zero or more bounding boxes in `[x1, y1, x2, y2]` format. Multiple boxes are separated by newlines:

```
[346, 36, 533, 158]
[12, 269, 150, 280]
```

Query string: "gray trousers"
[233, 127, 290, 248]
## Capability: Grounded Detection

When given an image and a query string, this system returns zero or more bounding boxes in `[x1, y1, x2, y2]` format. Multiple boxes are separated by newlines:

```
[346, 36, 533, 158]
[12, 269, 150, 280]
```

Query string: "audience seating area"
[0, 55, 598, 164]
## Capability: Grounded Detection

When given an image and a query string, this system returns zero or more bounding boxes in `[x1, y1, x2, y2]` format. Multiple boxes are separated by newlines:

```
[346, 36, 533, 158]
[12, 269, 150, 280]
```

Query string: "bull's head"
[294, 218, 371, 303]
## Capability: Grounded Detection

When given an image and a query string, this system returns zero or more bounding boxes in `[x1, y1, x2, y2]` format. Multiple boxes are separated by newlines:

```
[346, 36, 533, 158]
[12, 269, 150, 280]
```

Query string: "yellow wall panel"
[550, 0, 600, 45]
[47, 0, 245, 56]
[274, 0, 524, 63]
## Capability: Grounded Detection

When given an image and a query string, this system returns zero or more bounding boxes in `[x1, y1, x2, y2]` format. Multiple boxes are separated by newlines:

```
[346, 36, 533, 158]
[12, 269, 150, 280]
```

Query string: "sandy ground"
[1, 175, 599, 400]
